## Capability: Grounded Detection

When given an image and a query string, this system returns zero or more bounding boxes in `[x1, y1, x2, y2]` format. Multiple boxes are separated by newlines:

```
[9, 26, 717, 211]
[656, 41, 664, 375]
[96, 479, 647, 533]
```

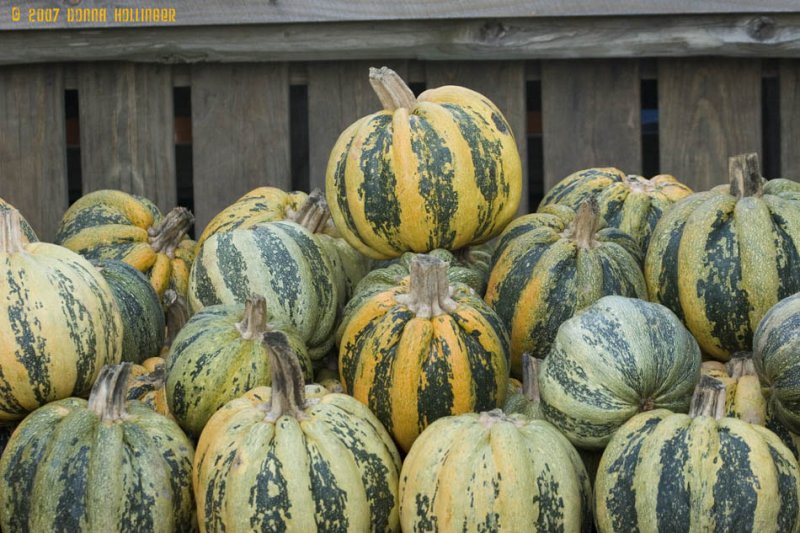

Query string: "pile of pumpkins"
[1, 66, 800, 532]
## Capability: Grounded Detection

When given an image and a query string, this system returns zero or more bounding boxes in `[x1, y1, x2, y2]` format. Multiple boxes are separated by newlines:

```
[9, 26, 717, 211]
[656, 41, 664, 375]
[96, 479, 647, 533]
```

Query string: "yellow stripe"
[389, 318, 431, 451]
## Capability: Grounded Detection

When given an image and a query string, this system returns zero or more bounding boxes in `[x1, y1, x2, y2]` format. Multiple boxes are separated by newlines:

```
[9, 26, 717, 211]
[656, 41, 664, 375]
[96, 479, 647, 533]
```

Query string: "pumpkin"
[167, 295, 313, 438]
[194, 331, 402, 532]
[326, 66, 522, 259]
[767, 402, 800, 460]
[701, 352, 766, 425]
[595, 376, 800, 532]
[503, 354, 543, 420]
[189, 205, 340, 359]
[0, 200, 36, 242]
[539, 167, 692, 251]
[127, 356, 171, 419]
[0, 210, 122, 421]
[55, 190, 197, 297]
[486, 199, 646, 375]
[339, 254, 510, 452]
[399, 408, 592, 532]
[94, 259, 165, 364]
[539, 295, 701, 449]
[0, 363, 196, 532]
[646, 153, 800, 360]
[754, 292, 800, 434]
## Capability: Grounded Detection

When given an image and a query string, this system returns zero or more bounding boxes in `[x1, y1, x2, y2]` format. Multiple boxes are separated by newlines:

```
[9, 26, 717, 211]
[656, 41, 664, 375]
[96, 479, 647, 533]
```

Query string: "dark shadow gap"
[641, 78, 659, 177]
[290, 84, 310, 192]
[527, 79, 544, 211]
[762, 75, 780, 180]
[174, 86, 194, 236]
[65, 89, 81, 205]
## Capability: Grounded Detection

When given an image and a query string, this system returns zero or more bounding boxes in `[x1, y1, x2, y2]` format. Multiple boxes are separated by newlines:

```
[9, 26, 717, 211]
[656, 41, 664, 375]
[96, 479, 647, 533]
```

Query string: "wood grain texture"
[307, 61, 407, 192]
[541, 60, 641, 191]
[1, 15, 799, 64]
[780, 60, 800, 178]
[2, 0, 795, 30]
[426, 61, 529, 213]
[0, 64, 68, 240]
[77, 63, 176, 212]
[191, 63, 291, 233]
[659, 58, 762, 191]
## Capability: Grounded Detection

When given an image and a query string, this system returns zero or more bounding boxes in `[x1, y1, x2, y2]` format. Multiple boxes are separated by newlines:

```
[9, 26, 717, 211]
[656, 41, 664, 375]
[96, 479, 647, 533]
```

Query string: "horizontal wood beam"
[0, 14, 797, 65]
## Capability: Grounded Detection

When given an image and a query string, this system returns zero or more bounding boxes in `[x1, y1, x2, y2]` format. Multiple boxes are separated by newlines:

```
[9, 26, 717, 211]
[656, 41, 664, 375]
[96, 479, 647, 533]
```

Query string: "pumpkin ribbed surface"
[540, 295, 701, 449]
[646, 154, 800, 360]
[539, 167, 692, 251]
[189, 221, 339, 359]
[0, 198, 36, 242]
[0, 364, 196, 532]
[339, 255, 510, 452]
[326, 67, 521, 259]
[399, 409, 592, 532]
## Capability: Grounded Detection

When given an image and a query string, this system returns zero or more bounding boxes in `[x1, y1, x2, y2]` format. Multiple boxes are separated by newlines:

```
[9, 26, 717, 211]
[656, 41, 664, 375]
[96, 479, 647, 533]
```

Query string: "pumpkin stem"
[126, 362, 166, 400]
[236, 295, 270, 341]
[521, 354, 541, 403]
[479, 408, 525, 429]
[0, 209, 26, 254]
[88, 363, 133, 421]
[291, 189, 331, 234]
[729, 153, 763, 199]
[148, 207, 194, 258]
[725, 351, 756, 379]
[395, 255, 458, 319]
[162, 289, 190, 351]
[369, 67, 417, 111]
[566, 198, 601, 249]
[689, 375, 727, 420]
[263, 331, 308, 421]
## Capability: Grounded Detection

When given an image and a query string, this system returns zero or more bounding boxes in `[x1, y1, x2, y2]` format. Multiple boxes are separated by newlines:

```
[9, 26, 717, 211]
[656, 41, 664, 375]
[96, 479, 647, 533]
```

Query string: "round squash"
[94, 259, 165, 364]
[701, 352, 766, 425]
[646, 153, 800, 360]
[55, 190, 197, 297]
[0, 199, 36, 242]
[0, 210, 123, 421]
[326, 66, 522, 259]
[539, 295, 701, 449]
[194, 331, 402, 532]
[339, 254, 510, 452]
[595, 376, 800, 532]
[486, 199, 646, 374]
[399, 408, 592, 532]
[539, 167, 692, 251]
[0, 363, 196, 532]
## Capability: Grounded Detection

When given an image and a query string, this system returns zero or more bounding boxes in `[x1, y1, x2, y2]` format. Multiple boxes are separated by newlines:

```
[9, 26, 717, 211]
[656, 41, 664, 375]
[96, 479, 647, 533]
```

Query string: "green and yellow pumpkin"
[595, 376, 800, 532]
[94, 259, 165, 364]
[0, 210, 122, 421]
[399, 408, 592, 532]
[127, 357, 171, 419]
[55, 190, 197, 297]
[646, 153, 800, 360]
[540, 295, 701, 449]
[486, 199, 646, 374]
[539, 167, 692, 251]
[339, 254, 510, 452]
[326, 66, 522, 259]
[701, 352, 766, 425]
[167, 295, 313, 438]
[194, 331, 402, 532]
[0, 199, 36, 242]
[0, 363, 196, 532]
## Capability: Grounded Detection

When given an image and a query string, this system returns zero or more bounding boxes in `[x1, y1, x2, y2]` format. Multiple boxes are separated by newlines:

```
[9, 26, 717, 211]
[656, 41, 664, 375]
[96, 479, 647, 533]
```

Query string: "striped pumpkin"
[0, 363, 196, 532]
[503, 354, 543, 420]
[127, 357, 171, 419]
[94, 259, 165, 364]
[701, 352, 766, 425]
[539, 167, 692, 251]
[194, 331, 402, 532]
[55, 190, 197, 297]
[0, 210, 122, 421]
[646, 153, 800, 360]
[0, 199, 36, 242]
[486, 199, 646, 375]
[595, 376, 800, 532]
[326, 66, 522, 259]
[339, 254, 510, 452]
[767, 402, 800, 460]
[167, 295, 313, 438]
[540, 295, 701, 449]
[399, 409, 592, 532]
[189, 217, 339, 359]
[754, 292, 800, 434]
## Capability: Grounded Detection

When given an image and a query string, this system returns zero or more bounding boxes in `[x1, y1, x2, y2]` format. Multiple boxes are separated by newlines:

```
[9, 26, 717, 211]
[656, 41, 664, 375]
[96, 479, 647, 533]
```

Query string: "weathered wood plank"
[78, 63, 176, 211]
[541, 60, 641, 190]
[191, 63, 291, 233]
[426, 61, 529, 213]
[2, 0, 795, 30]
[307, 61, 407, 193]
[659, 58, 761, 191]
[0, 64, 68, 239]
[780, 60, 800, 178]
[1, 14, 798, 64]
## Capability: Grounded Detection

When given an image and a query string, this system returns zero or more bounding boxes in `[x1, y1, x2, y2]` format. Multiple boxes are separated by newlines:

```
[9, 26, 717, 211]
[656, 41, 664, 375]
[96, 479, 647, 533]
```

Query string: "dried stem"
[148, 207, 194, 258]
[369, 67, 417, 111]
[88, 363, 133, 421]
[566, 198, 601, 249]
[395, 255, 458, 319]
[236, 296, 269, 341]
[689, 375, 727, 420]
[0, 209, 25, 254]
[264, 331, 308, 421]
[729, 153, 763, 199]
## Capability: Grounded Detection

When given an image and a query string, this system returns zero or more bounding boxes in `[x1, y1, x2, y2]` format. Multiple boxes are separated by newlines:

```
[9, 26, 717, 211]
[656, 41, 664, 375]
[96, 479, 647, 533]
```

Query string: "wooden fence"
[1, 4, 799, 240]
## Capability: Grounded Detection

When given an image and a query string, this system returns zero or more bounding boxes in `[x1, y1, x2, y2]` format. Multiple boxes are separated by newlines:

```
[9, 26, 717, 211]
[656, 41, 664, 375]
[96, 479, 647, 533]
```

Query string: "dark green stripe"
[655, 426, 691, 532]
[417, 334, 456, 429]
[712, 427, 757, 531]
[307, 442, 349, 532]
